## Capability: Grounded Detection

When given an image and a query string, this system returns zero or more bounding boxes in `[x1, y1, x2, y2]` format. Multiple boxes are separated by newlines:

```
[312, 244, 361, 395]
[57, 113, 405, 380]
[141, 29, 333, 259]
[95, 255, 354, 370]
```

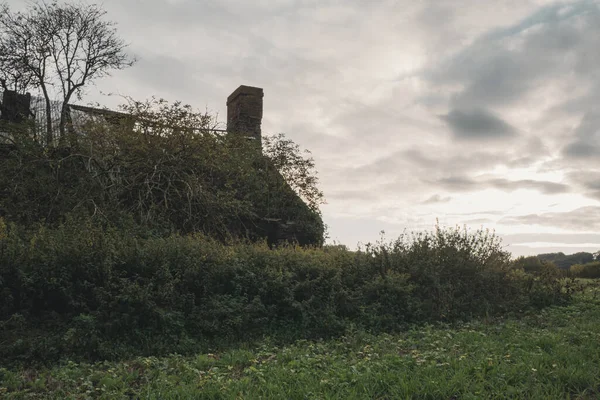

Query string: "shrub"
[0, 219, 571, 365]
[513, 256, 563, 278]
[0, 98, 324, 246]
[570, 262, 600, 279]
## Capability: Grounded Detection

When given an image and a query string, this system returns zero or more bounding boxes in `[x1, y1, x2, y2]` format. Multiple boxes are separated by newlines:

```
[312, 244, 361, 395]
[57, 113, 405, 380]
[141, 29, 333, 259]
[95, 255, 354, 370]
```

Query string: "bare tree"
[0, 4, 35, 95]
[0, 1, 135, 145]
[0, 2, 53, 142]
[0, 70, 36, 93]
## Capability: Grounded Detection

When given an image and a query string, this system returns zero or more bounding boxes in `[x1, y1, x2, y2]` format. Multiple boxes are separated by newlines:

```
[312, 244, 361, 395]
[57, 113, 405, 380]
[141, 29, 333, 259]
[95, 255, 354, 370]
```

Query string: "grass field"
[2, 282, 600, 399]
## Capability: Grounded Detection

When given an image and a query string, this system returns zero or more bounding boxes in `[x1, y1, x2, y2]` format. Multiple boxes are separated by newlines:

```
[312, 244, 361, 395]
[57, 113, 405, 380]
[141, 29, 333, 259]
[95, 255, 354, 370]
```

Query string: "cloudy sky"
[6, 0, 600, 256]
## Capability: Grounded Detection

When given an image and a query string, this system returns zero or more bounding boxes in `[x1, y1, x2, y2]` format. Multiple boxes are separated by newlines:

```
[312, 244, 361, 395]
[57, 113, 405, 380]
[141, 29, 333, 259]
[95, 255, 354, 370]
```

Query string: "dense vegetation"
[512, 256, 563, 278]
[1, 2, 596, 398]
[570, 261, 600, 279]
[0, 217, 573, 366]
[537, 251, 599, 270]
[0, 99, 581, 374]
[0, 103, 591, 399]
[0, 98, 324, 246]
[0, 93, 590, 398]
[2, 282, 599, 399]
[515, 253, 600, 279]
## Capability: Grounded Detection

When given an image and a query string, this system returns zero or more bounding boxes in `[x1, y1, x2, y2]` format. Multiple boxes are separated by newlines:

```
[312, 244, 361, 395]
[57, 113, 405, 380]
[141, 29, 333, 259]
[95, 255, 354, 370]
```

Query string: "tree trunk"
[40, 85, 53, 146]
[59, 102, 67, 144]
[60, 102, 77, 147]
[60, 91, 75, 146]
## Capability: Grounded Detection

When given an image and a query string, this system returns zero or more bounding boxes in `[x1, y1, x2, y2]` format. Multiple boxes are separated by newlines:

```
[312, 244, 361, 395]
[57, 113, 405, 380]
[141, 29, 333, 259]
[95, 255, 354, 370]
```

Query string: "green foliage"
[2, 285, 600, 399]
[0, 220, 572, 365]
[0, 97, 324, 245]
[262, 133, 323, 213]
[537, 252, 595, 269]
[513, 256, 562, 278]
[570, 261, 600, 279]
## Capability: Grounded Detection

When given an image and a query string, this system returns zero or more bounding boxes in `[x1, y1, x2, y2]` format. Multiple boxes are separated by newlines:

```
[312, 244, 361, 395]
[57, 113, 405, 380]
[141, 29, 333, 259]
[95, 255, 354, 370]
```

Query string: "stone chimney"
[226, 85, 263, 144]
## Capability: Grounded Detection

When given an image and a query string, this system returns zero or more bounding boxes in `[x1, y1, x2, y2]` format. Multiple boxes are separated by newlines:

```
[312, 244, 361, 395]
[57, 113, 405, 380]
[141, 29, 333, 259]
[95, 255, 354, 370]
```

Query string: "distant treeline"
[513, 251, 600, 279]
[537, 252, 599, 269]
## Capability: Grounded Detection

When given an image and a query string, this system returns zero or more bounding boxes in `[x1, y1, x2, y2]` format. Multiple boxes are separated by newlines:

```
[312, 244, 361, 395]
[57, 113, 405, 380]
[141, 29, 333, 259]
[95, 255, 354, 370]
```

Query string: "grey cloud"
[422, 194, 452, 204]
[562, 111, 600, 160]
[508, 156, 537, 168]
[281, 122, 352, 157]
[440, 108, 517, 140]
[463, 218, 495, 225]
[563, 142, 600, 159]
[413, 0, 554, 66]
[435, 177, 570, 194]
[105, 1, 244, 32]
[352, 152, 409, 176]
[403, 141, 542, 172]
[565, 170, 600, 200]
[448, 210, 507, 217]
[121, 53, 207, 99]
[502, 233, 600, 245]
[435, 177, 477, 191]
[327, 189, 377, 202]
[417, 3, 455, 30]
[328, 103, 439, 147]
[351, 142, 547, 194]
[505, 244, 600, 258]
[521, 135, 551, 162]
[571, 110, 600, 139]
[488, 179, 570, 194]
[416, 0, 600, 189]
[500, 206, 600, 231]
[453, 51, 530, 109]
[426, 0, 600, 111]
[549, 81, 600, 118]
[427, 45, 528, 109]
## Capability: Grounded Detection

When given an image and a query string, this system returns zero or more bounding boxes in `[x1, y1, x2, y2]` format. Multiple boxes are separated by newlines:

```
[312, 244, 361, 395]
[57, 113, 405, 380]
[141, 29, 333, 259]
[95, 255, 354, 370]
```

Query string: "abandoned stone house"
[1, 85, 263, 143]
[0, 85, 323, 246]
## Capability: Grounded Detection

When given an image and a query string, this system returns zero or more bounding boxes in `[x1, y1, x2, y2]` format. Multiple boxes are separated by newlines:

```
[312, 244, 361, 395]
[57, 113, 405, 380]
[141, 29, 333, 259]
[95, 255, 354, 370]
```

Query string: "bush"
[570, 262, 600, 279]
[513, 256, 563, 278]
[0, 219, 571, 365]
[0, 98, 324, 246]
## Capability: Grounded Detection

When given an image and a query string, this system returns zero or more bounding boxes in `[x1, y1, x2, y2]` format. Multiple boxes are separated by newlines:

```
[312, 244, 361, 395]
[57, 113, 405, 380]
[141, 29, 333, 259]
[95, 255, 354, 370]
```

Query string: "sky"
[5, 0, 600, 257]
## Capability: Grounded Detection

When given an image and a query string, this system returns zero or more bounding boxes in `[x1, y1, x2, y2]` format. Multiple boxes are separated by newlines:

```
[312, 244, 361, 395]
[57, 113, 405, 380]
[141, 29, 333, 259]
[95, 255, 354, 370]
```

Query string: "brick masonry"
[226, 85, 264, 144]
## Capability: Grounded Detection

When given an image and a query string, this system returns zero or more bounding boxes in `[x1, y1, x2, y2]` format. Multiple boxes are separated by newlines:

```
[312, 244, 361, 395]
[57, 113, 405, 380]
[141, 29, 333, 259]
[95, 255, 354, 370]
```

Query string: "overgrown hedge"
[570, 262, 600, 279]
[0, 218, 571, 365]
[0, 99, 325, 246]
[512, 255, 563, 278]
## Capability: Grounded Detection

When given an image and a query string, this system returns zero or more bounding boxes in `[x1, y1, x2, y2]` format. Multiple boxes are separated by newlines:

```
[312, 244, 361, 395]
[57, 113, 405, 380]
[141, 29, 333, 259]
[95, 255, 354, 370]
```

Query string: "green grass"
[2, 285, 600, 399]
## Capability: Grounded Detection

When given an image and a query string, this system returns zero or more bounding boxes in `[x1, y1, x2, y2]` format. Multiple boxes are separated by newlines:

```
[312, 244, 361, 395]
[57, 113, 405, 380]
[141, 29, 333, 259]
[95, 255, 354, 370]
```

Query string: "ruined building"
[0, 85, 324, 246]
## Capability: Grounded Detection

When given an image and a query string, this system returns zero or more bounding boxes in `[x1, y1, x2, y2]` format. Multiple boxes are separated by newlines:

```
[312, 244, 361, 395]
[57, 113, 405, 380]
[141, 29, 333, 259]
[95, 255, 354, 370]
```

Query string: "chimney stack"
[226, 85, 263, 144]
